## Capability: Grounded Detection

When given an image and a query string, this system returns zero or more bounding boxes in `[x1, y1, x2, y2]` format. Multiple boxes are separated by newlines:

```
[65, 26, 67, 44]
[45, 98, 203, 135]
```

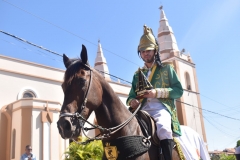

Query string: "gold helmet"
[138, 25, 158, 52]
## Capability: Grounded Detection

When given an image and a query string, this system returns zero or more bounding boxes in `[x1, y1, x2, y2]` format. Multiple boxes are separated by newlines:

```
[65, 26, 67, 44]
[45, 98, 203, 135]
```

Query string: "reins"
[69, 103, 142, 145]
[59, 66, 143, 144]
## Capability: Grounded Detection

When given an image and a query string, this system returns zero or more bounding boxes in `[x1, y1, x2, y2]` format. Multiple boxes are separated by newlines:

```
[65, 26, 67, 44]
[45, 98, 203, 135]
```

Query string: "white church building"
[0, 8, 207, 160]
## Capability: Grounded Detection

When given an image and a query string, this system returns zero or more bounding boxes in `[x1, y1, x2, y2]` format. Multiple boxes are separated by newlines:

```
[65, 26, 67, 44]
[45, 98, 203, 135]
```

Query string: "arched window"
[18, 87, 39, 100]
[22, 91, 36, 98]
[185, 72, 191, 90]
[11, 129, 16, 158]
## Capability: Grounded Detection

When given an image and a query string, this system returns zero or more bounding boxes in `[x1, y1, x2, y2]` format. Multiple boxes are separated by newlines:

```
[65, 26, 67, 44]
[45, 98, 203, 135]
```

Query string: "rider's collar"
[142, 61, 156, 71]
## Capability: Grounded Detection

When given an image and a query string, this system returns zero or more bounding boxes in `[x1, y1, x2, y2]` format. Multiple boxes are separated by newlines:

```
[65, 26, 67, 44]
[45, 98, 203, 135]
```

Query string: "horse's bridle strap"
[59, 66, 145, 143]
[59, 112, 83, 119]
[80, 66, 92, 110]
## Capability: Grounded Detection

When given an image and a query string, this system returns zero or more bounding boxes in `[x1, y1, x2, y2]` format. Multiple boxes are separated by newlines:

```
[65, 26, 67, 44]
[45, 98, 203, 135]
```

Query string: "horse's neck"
[93, 77, 143, 143]
[94, 76, 132, 128]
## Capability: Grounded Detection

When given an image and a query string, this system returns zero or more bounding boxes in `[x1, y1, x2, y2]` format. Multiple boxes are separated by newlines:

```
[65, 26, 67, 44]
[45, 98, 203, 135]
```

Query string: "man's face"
[25, 146, 32, 154]
[140, 50, 155, 63]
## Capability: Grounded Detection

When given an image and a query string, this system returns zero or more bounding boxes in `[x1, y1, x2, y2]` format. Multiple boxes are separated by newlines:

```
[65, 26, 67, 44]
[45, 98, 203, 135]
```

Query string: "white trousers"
[141, 98, 172, 140]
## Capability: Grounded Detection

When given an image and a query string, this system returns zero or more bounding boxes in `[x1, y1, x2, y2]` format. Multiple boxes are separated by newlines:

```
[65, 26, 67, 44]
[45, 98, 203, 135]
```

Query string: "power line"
[1, 29, 240, 122]
[200, 94, 240, 112]
[202, 114, 236, 137]
[189, 101, 239, 149]
[3, 0, 239, 117]
[2, 1, 239, 150]
[193, 106, 239, 135]
[203, 116, 237, 149]
[0, 38, 62, 62]
[190, 103, 240, 149]
[0, 30, 62, 57]
[177, 100, 240, 121]
[2, 0, 141, 67]
[224, 136, 240, 148]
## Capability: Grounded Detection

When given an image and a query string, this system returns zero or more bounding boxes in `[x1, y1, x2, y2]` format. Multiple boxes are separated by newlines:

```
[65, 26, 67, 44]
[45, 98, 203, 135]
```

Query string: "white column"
[43, 122, 51, 160]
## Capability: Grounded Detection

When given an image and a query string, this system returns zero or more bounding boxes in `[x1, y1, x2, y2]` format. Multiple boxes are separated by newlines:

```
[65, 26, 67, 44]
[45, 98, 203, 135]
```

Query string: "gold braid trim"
[173, 137, 186, 160]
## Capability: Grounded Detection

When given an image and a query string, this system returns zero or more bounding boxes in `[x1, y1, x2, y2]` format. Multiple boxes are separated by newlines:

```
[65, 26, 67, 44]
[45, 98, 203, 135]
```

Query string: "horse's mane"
[64, 58, 83, 85]
[63, 57, 123, 108]
[63, 58, 104, 85]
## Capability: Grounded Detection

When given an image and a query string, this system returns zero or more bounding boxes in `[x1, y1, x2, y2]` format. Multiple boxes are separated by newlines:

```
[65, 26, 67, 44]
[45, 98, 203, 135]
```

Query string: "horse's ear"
[63, 54, 71, 68]
[80, 45, 89, 65]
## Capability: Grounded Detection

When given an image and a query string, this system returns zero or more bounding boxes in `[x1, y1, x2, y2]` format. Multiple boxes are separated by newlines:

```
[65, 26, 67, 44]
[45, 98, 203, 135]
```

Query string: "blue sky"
[1, 0, 240, 151]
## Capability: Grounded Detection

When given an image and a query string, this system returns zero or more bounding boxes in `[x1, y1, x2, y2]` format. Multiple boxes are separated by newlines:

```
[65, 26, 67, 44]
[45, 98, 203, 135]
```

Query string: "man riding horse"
[127, 25, 183, 160]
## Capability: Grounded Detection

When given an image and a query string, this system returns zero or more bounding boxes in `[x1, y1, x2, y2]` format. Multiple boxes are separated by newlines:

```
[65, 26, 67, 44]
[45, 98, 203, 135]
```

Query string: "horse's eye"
[80, 70, 85, 75]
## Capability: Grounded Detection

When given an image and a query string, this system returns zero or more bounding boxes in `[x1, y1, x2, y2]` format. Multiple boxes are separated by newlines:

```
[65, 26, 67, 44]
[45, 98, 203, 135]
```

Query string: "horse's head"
[57, 45, 102, 139]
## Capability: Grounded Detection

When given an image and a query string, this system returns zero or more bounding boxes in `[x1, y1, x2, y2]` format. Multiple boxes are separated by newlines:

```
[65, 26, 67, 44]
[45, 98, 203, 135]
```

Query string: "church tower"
[157, 6, 207, 143]
[94, 40, 111, 81]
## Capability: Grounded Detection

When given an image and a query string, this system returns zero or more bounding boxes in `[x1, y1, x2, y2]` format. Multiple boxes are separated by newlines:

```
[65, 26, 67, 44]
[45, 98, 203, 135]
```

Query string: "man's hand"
[130, 99, 140, 109]
[143, 89, 156, 98]
[28, 155, 33, 160]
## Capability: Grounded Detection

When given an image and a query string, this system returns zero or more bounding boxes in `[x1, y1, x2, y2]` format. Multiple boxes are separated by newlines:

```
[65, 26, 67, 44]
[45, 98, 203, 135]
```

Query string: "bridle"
[59, 64, 142, 144]
[59, 63, 93, 139]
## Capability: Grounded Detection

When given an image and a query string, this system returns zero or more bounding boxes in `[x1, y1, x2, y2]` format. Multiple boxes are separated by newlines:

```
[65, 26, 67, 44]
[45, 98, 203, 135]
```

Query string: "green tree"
[219, 153, 236, 160]
[211, 154, 220, 160]
[236, 140, 240, 147]
[64, 137, 103, 160]
[211, 153, 236, 160]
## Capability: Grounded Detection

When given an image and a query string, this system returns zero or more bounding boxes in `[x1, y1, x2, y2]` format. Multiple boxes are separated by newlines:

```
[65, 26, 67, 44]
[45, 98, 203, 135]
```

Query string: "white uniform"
[141, 69, 172, 140]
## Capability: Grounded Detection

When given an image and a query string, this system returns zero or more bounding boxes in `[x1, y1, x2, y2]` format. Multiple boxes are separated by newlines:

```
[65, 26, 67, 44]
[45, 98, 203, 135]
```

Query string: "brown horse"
[57, 45, 181, 160]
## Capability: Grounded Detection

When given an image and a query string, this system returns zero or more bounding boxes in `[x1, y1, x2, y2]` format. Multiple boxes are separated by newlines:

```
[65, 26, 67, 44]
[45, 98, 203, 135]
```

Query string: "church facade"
[158, 8, 207, 142]
[0, 8, 207, 160]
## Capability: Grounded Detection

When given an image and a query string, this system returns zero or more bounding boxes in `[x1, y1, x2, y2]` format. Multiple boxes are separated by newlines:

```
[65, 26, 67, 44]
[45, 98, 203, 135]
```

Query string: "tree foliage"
[219, 153, 236, 160]
[236, 140, 240, 147]
[64, 137, 103, 160]
[211, 153, 236, 160]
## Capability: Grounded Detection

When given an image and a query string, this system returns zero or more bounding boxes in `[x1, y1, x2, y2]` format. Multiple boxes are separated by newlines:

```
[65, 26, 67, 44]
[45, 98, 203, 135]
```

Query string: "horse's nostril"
[63, 120, 71, 131]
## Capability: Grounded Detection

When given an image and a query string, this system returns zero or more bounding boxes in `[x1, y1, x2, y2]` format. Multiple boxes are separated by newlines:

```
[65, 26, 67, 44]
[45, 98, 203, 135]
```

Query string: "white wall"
[0, 54, 132, 160]
[178, 60, 204, 139]
[32, 109, 43, 160]
[0, 55, 64, 109]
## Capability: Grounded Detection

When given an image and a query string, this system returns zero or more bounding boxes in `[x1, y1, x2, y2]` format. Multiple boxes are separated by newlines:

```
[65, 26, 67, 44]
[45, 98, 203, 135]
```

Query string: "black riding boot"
[236, 154, 240, 160]
[160, 139, 174, 160]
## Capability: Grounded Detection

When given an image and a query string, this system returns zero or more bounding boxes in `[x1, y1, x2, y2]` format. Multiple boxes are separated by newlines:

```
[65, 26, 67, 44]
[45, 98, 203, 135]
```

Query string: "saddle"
[135, 110, 160, 146]
[135, 110, 186, 160]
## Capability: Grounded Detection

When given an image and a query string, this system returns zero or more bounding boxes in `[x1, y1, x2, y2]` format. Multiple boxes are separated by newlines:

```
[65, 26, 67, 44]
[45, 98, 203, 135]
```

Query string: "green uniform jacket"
[126, 63, 183, 136]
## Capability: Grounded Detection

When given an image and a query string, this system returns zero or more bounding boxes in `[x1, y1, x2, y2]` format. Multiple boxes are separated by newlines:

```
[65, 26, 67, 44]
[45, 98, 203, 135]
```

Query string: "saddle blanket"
[175, 125, 210, 160]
